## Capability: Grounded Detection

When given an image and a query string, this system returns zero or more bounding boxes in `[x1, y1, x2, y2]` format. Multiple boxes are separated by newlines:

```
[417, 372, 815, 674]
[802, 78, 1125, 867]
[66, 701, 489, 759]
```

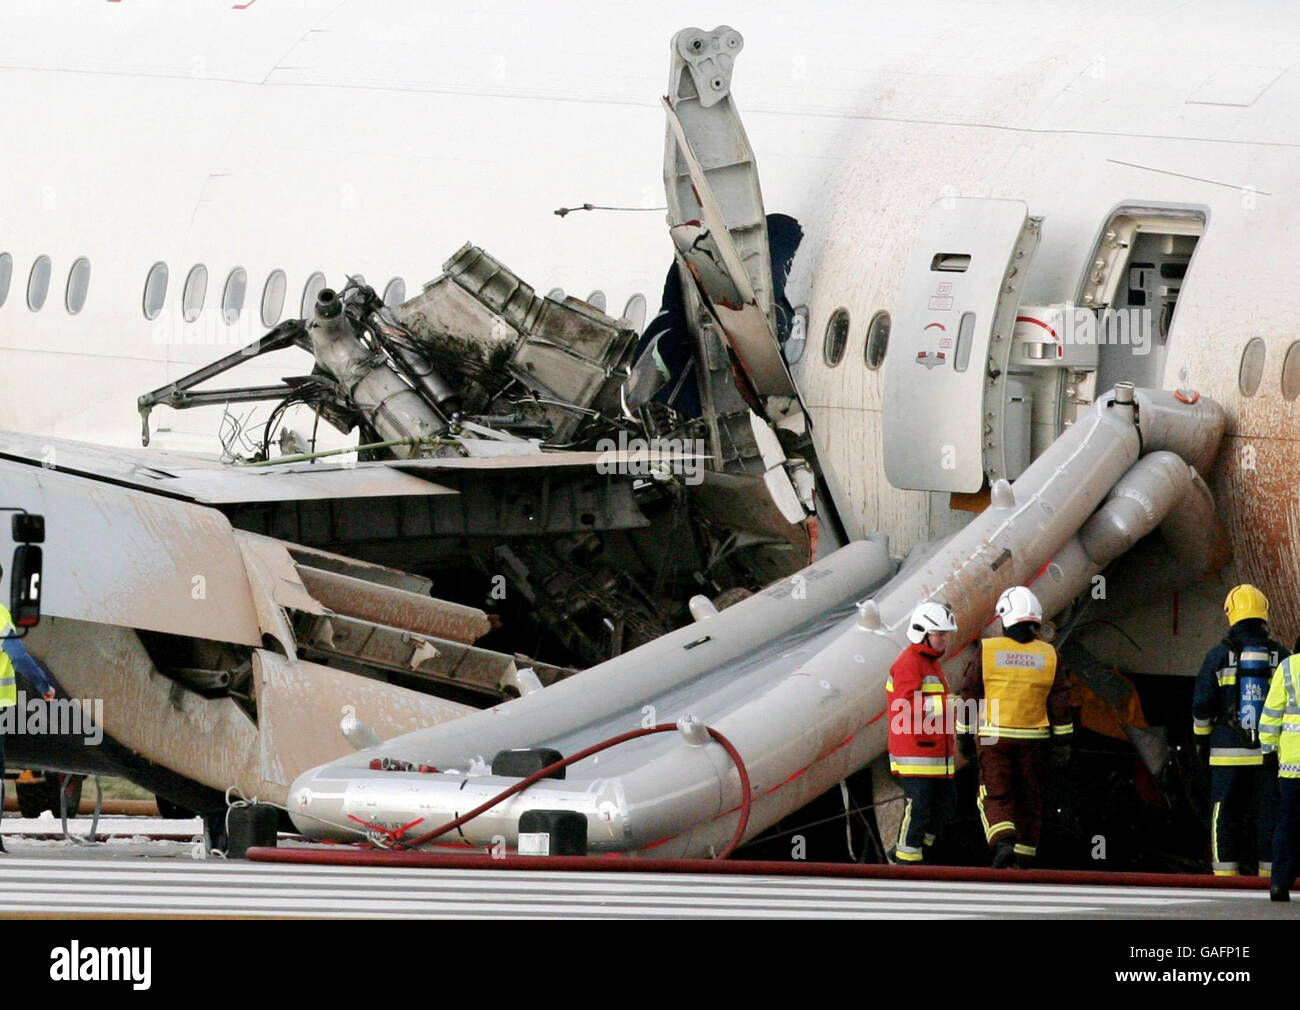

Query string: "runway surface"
[0, 842, 1293, 918]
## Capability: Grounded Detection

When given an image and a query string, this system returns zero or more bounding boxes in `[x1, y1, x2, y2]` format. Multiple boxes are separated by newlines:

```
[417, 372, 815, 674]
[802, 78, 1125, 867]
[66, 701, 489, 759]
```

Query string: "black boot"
[1015, 852, 1034, 870]
[992, 838, 1016, 869]
[1271, 882, 1290, 902]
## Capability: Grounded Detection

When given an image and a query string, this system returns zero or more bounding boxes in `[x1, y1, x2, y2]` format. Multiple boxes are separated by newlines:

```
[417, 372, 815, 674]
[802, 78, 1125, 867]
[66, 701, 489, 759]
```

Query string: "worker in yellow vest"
[958, 586, 1073, 868]
[0, 602, 55, 853]
[1260, 648, 1300, 901]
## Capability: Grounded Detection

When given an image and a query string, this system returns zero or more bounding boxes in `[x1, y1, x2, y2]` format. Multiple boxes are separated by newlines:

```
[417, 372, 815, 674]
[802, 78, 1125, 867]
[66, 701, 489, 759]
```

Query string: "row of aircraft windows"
[1240, 336, 1300, 401]
[0, 253, 92, 314]
[816, 307, 892, 371]
[0, 256, 653, 335]
[0, 253, 410, 325]
[149, 264, 407, 326]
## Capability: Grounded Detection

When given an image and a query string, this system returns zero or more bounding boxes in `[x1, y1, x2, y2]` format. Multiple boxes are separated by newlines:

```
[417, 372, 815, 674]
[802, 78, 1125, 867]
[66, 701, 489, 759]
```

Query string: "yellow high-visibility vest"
[0, 604, 19, 709]
[978, 636, 1058, 740]
[1261, 656, 1300, 778]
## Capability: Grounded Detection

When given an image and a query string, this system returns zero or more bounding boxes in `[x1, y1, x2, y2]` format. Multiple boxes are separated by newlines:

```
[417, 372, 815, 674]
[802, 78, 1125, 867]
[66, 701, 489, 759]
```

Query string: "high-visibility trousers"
[894, 776, 956, 863]
[1210, 763, 1277, 876]
[976, 738, 1047, 859]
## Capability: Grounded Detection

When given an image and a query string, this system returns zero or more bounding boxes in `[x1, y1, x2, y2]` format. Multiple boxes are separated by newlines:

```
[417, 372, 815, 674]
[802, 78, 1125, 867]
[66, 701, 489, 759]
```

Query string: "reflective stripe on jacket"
[886, 641, 955, 777]
[0, 603, 17, 709]
[1261, 656, 1300, 778]
[960, 635, 1072, 742]
[1192, 631, 1289, 766]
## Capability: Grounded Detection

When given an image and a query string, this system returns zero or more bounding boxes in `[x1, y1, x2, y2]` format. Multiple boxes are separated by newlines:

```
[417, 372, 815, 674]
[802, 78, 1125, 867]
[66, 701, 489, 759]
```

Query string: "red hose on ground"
[395, 722, 752, 858]
[245, 847, 1278, 891]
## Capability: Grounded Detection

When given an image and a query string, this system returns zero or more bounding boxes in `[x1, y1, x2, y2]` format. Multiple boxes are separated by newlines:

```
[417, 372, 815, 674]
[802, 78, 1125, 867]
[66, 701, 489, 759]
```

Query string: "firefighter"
[1192, 585, 1288, 877]
[886, 601, 959, 863]
[959, 586, 1072, 869]
[1260, 649, 1300, 901]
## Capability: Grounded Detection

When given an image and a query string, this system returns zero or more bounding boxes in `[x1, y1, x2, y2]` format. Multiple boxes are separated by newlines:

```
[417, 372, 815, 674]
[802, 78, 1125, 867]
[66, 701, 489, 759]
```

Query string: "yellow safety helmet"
[1224, 584, 1269, 626]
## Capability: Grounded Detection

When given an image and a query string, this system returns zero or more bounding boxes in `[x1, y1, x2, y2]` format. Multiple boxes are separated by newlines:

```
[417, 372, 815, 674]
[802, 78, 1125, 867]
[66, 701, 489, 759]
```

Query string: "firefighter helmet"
[1224, 584, 1269, 626]
[906, 601, 958, 644]
[995, 586, 1042, 628]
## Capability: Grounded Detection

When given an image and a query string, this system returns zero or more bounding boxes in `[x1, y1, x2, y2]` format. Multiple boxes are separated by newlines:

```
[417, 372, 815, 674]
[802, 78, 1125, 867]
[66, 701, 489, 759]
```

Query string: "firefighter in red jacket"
[959, 586, 1073, 869]
[887, 601, 960, 863]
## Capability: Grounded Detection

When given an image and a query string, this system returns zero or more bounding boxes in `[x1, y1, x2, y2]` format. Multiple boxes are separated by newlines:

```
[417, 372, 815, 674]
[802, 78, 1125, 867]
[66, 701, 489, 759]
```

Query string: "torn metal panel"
[691, 470, 814, 559]
[395, 276, 521, 402]
[255, 651, 476, 790]
[298, 613, 515, 694]
[284, 543, 432, 596]
[20, 616, 479, 805]
[662, 73, 793, 400]
[0, 460, 262, 647]
[440, 243, 545, 335]
[398, 245, 639, 442]
[664, 27, 773, 318]
[234, 531, 322, 655]
[25, 617, 264, 796]
[296, 564, 491, 644]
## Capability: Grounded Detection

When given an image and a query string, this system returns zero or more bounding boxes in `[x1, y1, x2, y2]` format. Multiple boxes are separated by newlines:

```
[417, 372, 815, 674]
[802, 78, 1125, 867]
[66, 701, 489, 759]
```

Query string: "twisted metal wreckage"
[4, 27, 826, 824]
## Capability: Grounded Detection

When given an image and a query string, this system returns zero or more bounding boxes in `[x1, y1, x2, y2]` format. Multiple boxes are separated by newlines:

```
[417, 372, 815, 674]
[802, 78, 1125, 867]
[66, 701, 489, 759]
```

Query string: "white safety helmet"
[907, 601, 959, 644]
[995, 586, 1043, 628]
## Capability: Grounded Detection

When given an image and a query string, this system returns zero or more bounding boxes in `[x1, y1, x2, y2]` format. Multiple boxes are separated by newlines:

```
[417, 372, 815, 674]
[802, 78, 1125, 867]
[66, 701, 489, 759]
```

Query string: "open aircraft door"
[883, 198, 1042, 493]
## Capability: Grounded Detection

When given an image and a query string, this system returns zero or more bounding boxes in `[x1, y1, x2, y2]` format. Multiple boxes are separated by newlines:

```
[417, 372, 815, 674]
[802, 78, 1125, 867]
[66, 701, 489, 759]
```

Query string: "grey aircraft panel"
[0, 431, 703, 506]
[0, 460, 264, 647]
[0, 430, 459, 503]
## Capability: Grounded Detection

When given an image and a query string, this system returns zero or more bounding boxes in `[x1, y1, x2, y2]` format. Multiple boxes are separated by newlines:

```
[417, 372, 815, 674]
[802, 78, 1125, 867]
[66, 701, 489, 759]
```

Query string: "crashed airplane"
[0, 5, 1290, 866]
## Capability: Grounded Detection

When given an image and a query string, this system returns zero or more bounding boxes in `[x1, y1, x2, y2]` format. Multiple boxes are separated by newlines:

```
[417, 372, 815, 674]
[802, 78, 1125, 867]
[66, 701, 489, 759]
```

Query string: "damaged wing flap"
[662, 96, 794, 402]
[662, 26, 796, 405]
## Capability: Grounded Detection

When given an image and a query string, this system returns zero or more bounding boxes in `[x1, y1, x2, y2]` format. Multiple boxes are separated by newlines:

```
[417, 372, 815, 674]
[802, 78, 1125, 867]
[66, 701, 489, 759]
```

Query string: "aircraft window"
[142, 262, 168, 320]
[260, 269, 286, 327]
[586, 290, 607, 312]
[622, 293, 647, 332]
[222, 268, 247, 324]
[182, 265, 208, 323]
[383, 277, 406, 308]
[27, 256, 52, 311]
[65, 257, 91, 315]
[1238, 338, 1266, 397]
[865, 310, 891, 370]
[301, 272, 327, 318]
[1282, 342, 1300, 401]
[823, 308, 850, 367]
[0, 253, 11, 308]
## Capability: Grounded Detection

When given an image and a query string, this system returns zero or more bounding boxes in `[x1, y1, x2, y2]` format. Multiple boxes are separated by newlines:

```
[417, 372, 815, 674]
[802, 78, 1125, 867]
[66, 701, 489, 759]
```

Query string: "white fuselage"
[3, 0, 1298, 670]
